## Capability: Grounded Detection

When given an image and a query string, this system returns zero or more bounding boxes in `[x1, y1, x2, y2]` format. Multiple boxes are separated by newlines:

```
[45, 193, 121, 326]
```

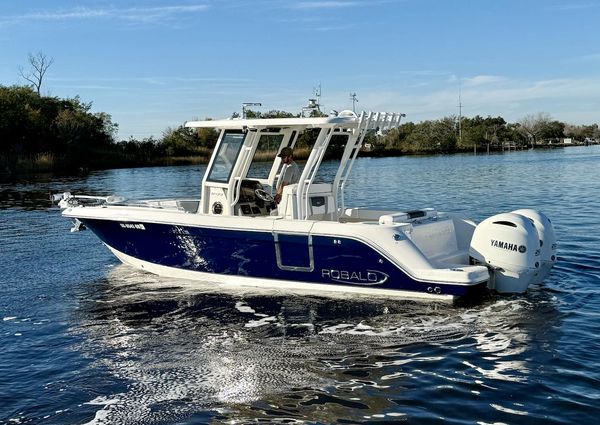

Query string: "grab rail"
[334, 111, 406, 215]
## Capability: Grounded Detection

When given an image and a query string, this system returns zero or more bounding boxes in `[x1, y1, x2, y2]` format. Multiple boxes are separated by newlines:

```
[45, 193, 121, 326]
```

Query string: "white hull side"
[106, 245, 456, 303]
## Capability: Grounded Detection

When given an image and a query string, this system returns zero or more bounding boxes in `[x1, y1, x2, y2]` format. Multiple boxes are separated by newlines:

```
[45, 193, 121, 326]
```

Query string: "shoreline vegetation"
[1, 84, 599, 178]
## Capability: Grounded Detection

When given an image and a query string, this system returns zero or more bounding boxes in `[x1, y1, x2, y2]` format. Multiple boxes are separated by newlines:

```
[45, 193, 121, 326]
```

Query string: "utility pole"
[457, 83, 463, 145]
[350, 92, 359, 113]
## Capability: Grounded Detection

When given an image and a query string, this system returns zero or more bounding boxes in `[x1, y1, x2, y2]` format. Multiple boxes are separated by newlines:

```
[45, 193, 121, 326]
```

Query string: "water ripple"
[2, 149, 600, 424]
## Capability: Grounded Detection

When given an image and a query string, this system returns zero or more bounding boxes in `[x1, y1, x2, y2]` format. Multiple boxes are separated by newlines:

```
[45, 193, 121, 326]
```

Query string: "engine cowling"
[469, 212, 541, 294]
[511, 209, 557, 285]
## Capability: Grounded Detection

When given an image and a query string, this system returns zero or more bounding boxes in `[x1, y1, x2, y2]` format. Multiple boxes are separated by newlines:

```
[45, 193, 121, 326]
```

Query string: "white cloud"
[291, 1, 361, 10]
[118, 5, 210, 22]
[312, 23, 357, 32]
[320, 75, 600, 125]
[28, 8, 111, 20]
[289, 0, 402, 10]
[574, 53, 600, 62]
[0, 4, 210, 26]
[462, 75, 507, 87]
[549, 3, 600, 11]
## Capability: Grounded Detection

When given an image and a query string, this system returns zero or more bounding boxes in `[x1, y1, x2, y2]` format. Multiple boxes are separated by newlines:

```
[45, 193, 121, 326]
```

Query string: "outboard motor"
[469, 213, 541, 294]
[512, 209, 557, 285]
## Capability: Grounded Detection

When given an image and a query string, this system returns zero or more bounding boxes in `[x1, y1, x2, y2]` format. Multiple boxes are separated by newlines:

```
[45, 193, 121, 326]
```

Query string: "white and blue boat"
[57, 110, 557, 302]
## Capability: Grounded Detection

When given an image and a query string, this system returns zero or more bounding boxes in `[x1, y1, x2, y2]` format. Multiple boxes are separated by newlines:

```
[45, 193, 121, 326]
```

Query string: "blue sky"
[1, 0, 599, 139]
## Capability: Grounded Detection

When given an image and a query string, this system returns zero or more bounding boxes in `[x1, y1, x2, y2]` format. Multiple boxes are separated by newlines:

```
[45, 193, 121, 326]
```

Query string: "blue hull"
[81, 218, 487, 299]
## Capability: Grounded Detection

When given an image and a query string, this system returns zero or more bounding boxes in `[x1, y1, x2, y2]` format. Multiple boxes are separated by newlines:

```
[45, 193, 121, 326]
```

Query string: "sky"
[1, 0, 599, 139]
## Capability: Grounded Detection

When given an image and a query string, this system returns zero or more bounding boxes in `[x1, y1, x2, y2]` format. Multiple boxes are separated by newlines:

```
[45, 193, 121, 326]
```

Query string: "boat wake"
[69, 265, 560, 424]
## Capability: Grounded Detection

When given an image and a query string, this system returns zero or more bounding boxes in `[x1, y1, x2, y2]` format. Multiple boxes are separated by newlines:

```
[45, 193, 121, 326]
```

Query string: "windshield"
[246, 133, 284, 179]
[206, 131, 245, 183]
[314, 133, 350, 183]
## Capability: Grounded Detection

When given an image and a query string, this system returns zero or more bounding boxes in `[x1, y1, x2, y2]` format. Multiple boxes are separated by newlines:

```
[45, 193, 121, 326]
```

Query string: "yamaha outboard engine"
[469, 212, 542, 293]
[511, 209, 557, 285]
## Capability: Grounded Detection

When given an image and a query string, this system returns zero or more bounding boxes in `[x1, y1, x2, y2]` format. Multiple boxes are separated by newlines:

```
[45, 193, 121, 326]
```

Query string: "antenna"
[350, 92, 358, 113]
[314, 83, 322, 110]
[302, 83, 323, 117]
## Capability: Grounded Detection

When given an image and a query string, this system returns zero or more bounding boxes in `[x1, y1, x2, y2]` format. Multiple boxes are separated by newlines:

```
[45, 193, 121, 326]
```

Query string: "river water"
[1, 146, 599, 424]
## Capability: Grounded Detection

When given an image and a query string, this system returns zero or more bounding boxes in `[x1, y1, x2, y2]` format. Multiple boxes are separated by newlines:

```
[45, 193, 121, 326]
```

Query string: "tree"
[162, 126, 201, 156]
[399, 118, 457, 153]
[518, 112, 553, 147]
[0, 85, 117, 163]
[195, 125, 219, 148]
[539, 120, 565, 142]
[505, 123, 529, 147]
[460, 116, 486, 150]
[404, 120, 437, 152]
[459, 116, 508, 151]
[435, 117, 458, 152]
[243, 109, 298, 119]
[564, 123, 599, 141]
[18, 52, 54, 95]
[381, 122, 416, 150]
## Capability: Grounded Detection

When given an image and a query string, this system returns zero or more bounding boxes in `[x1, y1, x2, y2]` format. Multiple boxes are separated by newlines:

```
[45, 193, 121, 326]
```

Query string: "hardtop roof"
[185, 115, 359, 130]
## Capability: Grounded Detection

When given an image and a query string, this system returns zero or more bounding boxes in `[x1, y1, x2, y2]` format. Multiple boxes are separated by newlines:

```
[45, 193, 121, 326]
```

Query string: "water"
[1, 147, 599, 424]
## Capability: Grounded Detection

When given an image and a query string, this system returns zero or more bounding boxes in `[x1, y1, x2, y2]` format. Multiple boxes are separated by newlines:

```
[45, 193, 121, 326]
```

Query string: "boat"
[55, 110, 557, 303]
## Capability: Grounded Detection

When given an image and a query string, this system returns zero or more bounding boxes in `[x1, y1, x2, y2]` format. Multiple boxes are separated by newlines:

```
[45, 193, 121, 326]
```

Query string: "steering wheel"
[255, 188, 274, 203]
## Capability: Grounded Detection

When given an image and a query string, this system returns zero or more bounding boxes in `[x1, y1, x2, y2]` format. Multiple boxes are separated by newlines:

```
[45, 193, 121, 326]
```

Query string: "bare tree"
[18, 52, 54, 95]
[519, 112, 552, 148]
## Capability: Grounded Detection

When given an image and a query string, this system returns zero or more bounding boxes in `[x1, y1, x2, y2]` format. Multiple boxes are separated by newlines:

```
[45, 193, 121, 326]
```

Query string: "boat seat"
[429, 248, 470, 267]
[276, 184, 298, 219]
[408, 217, 460, 260]
[306, 194, 336, 221]
[378, 209, 437, 225]
[341, 208, 397, 222]
[277, 183, 336, 220]
[176, 200, 200, 213]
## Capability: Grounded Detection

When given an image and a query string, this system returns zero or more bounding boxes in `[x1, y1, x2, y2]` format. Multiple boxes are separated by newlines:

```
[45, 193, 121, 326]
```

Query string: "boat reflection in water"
[72, 265, 560, 424]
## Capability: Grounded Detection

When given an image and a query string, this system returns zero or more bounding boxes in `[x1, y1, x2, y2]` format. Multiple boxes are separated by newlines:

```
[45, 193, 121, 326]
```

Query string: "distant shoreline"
[1, 143, 582, 181]
[3, 85, 597, 181]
